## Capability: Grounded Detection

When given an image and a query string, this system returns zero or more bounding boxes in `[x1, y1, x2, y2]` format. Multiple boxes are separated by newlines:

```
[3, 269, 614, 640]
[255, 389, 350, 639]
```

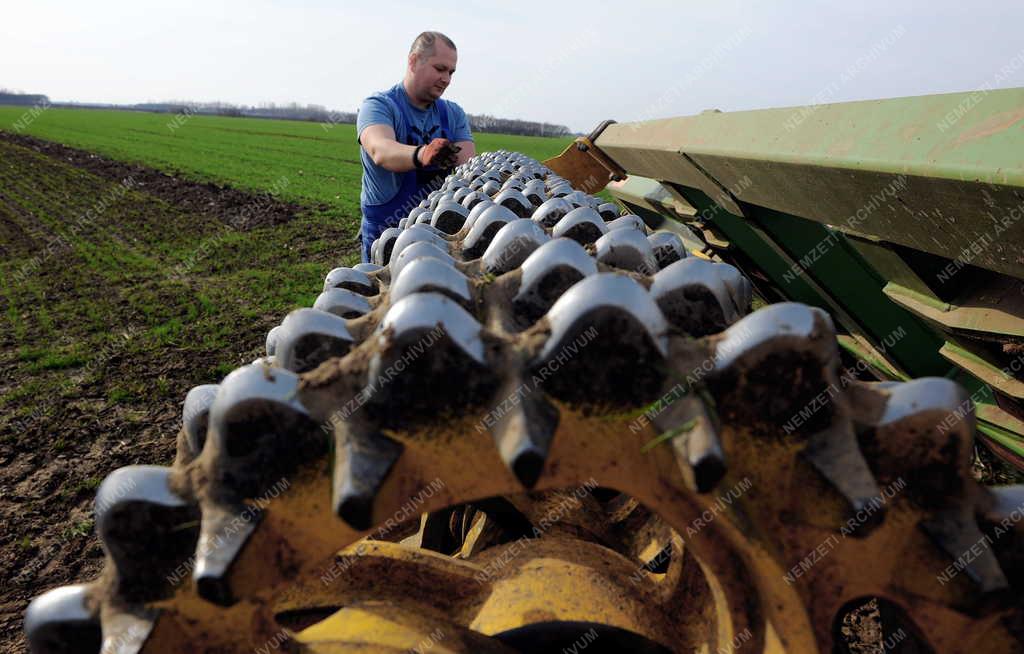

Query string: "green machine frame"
[596, 88, 1024, 470]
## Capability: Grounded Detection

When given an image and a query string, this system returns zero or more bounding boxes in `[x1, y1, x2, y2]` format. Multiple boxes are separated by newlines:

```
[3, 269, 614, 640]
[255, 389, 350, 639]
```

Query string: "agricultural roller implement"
[25, 89, 1024, 653]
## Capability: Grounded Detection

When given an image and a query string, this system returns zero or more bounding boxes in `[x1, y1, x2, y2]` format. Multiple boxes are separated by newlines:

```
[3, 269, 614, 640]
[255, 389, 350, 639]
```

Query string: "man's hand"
[418, 138, 461, 169]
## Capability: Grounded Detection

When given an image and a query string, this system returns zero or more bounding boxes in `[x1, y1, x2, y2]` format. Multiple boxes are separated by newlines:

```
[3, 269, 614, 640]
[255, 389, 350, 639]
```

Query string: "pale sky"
[3, 0, 1024, 133]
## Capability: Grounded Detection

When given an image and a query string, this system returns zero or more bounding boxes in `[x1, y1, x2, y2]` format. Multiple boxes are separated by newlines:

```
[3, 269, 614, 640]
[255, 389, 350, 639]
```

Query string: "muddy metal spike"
[389, 240, 456, 281]
[462, 197, 496, 231]
[374, 292, 486, 367]
[481, 219, 551, 275]
[332, 427, 405, 530]
[273, 308, 353, 373]
[429, 191, 454, 211]
[95, 466, 199, 602]
[415, 211, 433, 225]
[353, 262, 382, 274]
[432, 200, 469, 234]
[597, 202, 621, 221]
[453, 187, 471, 204]
[531, 197, 574, 227]
[24, 585, 100, 654]
[493, 188, 534, 218]
[323, 266, 376, 296]
[648, 232, 687, 268]
[390, 256, 472, 306]
[182, 383, 219, 462]
[481, 180, 501, 197]
[649, 392, 726, 493]
[650, 258, 745, 336]
[552, 206, 609, 245]
[487, 374, 561, 488]
[265, 325, 280, 357]
[512, 238, 598, 321]
[461, 190, 490, 211]
[391, 224, 450, 263]
[371, 227, 402, 266]
[863, 378, 1010, 594]
[462, 204, 518, 259]
[313, 288, 372, 319]
[606, 214, 648, 233]
[595, 228, 659, 273]
[537, 272, 670, 363]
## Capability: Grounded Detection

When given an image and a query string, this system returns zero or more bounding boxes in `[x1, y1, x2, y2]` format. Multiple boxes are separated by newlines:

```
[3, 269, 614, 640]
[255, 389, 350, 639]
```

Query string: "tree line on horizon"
[0, 90, 574, 137]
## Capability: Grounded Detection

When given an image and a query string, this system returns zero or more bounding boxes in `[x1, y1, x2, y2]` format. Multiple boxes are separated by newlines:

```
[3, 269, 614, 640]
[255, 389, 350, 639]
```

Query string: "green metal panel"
[746, 205, 950, 376]
[595, 88, 1024, 278]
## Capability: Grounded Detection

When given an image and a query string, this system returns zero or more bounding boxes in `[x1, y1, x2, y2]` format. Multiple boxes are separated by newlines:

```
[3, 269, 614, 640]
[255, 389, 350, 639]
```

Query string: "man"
[357, 31, 476, 262]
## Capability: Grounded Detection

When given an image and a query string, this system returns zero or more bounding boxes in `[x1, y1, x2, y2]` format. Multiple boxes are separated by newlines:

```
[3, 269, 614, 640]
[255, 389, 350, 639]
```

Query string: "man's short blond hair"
[410, 31, 456, 59]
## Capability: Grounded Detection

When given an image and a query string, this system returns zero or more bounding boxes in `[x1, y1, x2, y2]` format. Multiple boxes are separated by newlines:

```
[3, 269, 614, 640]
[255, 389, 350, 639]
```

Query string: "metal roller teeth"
[462, 197, 496, 232]
[709, 302, 838, 434]
[648, 231, 687, 268]
[469, 178, 484, 191]
[332, 429, 404, 530]
[501, 177, 525, 192]
[24, 585, 100, 654]
[594, 228, 659, 273]
[650, 258, 744, 336]
[389, 256, 472, 307]
[274, 308, 354, 373]
[95, 466, 199, 602]
[481, 219, 551, 275]
[390, 224, 450, 263]
[606, 214, 647, 233]
[513, 238, 598, 322]
[431, 200, 469, 234]
[182, 384, 219, 462]
[371, 227, 402, 266]
[865, 378, 976, 509]
[460, 190, 490, 211]
[388, 240, 455, 281]
[444, 177, 468, 191]
[552, 206, 609, 245]
[523, 178, 547, 200]
[532, 273, 669, 405]
[323, 266, 376, 296]
[369, 293, 495, 423]
[563, 190, 595, 208]
[481, 180, 502, 196]
[313, 288, 372, 319]
[397, 216, 409, 229]
[414, 211, 433, 225]
[265, 325, 280, 357]
[353, 262, 382, 274]
[531, 197, 574, 228]
[487, 376, 560, 488]
[428, 191, 454, 211]
[452, 186, 471, 204]
[205, 364, 318, 497]
[493, 188, 534, 218]
[375, 292, 486, 367]
[597, 202, 621, 221]
[547, 183, 572, 198]
[462, 204, 518, 259]
[408, 207, 429, 223]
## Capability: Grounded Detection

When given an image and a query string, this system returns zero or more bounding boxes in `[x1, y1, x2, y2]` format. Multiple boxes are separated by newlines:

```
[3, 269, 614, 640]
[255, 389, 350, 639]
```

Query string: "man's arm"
[360, 124, 419, 173]
[454, 140, 476, 165]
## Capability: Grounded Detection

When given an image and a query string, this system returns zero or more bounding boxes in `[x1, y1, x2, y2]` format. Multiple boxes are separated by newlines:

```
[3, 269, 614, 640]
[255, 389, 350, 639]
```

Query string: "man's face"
[410, 42, 457, 103]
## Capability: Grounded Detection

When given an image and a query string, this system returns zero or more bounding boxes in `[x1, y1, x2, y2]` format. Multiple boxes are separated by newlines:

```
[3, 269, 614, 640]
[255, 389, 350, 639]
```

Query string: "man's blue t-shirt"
[357, 83, 473, 207]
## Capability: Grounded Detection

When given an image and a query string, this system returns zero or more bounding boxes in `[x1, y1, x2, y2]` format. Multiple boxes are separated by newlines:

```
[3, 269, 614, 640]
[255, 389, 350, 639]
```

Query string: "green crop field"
[0, 107, 572, 221]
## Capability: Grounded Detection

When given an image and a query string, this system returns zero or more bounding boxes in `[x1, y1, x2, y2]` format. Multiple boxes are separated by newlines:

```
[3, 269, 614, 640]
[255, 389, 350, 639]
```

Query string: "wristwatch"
[413, 144, 425, 169]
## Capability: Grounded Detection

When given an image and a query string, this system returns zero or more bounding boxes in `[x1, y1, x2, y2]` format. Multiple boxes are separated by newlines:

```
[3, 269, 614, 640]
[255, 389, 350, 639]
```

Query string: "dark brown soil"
[0, 132, 308, 231]
[0, 136, 337, 653]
